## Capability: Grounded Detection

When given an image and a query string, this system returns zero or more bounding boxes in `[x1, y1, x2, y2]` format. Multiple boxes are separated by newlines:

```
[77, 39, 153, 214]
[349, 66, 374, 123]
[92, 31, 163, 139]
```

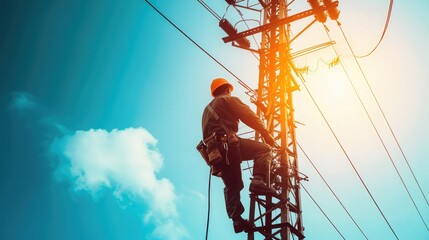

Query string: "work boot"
[232, 216, 254, 233]
[249, 177, 278, 196]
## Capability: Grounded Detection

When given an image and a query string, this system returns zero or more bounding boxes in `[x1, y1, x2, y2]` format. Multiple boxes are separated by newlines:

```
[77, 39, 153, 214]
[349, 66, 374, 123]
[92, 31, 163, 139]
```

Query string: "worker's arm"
[228, 96, 275, 146]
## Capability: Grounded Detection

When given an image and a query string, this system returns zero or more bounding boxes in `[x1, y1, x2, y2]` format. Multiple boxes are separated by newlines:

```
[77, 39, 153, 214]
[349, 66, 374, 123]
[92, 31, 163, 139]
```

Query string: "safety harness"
[196, 104, 241, 177]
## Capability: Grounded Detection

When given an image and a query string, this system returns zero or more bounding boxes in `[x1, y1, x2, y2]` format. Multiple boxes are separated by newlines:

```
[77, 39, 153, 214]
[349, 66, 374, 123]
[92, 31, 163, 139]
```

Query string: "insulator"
[225, 0, 236, 5]
[219, 19, 237, 36]
[219, 19, 251, 48]
[307, 0, 327, 23]
[322, 0, 340, 20]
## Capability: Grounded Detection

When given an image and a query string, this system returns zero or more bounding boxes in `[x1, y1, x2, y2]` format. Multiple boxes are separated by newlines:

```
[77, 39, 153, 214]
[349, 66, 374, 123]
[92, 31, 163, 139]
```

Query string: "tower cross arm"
[222, 2, 338, 44]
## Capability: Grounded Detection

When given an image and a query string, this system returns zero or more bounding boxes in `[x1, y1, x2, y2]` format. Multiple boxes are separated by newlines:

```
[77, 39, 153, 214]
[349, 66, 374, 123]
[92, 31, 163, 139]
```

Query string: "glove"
[262, 133, 275, 147]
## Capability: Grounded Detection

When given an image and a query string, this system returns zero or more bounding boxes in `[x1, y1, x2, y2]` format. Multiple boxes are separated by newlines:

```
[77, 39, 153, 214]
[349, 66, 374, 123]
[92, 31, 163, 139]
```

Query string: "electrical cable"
[307, 57, 337, 73]
[233, 6, 261, 60]
[337, 21, 429, 207]
[307, 58, 323, 73]
[355, 0, 394, 58]
[289, 61, 400, 239]
[234, 19, 261, 29]
[200, 0, 260, 62]
[222, 4, 233, 20]
[197, 0, 221, 21]
[205, 168, 212, 240]
[286, 0, 297, 7]
[142, 0, 414, 238]
[297, 142, 369, 239]
[143, 0, 257, 99]
[326, 24, 429, 232]
[301, 184, 346, 240]
[144, 0, 262, 228]
[238, 130, 255, 136]
[142, 2, 261, 235]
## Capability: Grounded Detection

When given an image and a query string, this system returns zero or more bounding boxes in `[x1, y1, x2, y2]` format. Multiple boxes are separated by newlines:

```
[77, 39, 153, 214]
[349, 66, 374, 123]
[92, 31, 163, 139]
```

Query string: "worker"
[201, 78, 277, 233]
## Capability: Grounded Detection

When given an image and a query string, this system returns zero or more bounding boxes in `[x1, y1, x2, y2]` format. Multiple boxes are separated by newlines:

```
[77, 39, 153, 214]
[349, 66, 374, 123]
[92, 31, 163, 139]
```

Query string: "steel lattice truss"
[222, 0, 339, 239]
[250, 1, 303, 239]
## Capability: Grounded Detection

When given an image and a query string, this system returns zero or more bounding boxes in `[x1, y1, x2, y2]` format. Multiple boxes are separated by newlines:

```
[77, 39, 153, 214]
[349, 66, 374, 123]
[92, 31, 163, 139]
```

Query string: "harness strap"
[206, 105, 233, 135]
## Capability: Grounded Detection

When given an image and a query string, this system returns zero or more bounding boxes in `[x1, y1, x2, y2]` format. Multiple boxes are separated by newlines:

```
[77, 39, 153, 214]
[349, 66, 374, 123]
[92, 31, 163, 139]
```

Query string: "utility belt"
[196, 131, 242, 177]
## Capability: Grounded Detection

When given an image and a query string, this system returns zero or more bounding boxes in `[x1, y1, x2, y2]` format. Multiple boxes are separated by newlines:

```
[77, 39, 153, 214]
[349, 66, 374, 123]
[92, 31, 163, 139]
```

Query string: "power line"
[289, 61, 400, 239]
[305, 57, 339, 73]
[197, 0, 260, 61]
[355, 0, 394, 58]
[142, 2, 272, 235]
[221, 4, 233, 20]
[232, 6, 261, 52]
[337, 20, 429, 206]
[326, 24, 429, 232]
[143, 0, 256, 98]
[197, 0, 221, 21]
[234, 19, 261, 28]
[143, 0, 418, 238]
[301, 184, 346, 240]
[144, 3, 301, 237]
[298, 142, 369, 239]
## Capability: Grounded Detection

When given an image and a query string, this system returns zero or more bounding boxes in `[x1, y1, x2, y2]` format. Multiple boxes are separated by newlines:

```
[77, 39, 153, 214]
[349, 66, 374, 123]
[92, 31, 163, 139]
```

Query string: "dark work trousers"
[220, 137, 272, 219]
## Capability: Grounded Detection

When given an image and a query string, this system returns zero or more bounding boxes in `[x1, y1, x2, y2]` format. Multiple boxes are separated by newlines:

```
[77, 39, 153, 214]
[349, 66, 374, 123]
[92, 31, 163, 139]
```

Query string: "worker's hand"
[262, 133, 276, 147]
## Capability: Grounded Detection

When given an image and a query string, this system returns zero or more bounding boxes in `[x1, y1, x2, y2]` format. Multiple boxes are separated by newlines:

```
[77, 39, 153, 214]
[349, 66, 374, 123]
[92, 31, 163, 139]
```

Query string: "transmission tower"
[220, 0, 339, 239]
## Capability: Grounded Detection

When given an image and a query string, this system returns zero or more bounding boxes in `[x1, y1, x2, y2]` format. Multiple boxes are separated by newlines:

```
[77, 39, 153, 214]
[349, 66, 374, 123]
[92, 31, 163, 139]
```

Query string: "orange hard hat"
[210, 78, 233, 96]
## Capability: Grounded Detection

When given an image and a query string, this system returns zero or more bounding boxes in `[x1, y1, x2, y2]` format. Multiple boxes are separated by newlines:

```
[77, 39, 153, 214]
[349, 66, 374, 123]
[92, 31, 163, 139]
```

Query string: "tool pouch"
[196, 133, 226, 177]
[196, 140, 209, 166]
[206, 133, 223, 166]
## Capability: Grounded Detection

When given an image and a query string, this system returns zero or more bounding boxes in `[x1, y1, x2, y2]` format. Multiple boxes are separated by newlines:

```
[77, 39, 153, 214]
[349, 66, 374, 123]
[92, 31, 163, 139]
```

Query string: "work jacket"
[202, 94, 269, 140]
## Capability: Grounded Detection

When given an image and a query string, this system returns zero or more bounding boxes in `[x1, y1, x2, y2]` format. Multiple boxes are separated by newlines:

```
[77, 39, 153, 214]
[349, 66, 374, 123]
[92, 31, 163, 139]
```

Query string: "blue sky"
[1, 0, 428, 239]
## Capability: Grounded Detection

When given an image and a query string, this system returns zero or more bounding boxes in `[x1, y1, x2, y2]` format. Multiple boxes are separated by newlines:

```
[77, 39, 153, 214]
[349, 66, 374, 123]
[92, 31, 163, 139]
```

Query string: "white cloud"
[151, 219, 190, 240]
[51, 127, 189, 239]
[8, 91, 189, 239]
